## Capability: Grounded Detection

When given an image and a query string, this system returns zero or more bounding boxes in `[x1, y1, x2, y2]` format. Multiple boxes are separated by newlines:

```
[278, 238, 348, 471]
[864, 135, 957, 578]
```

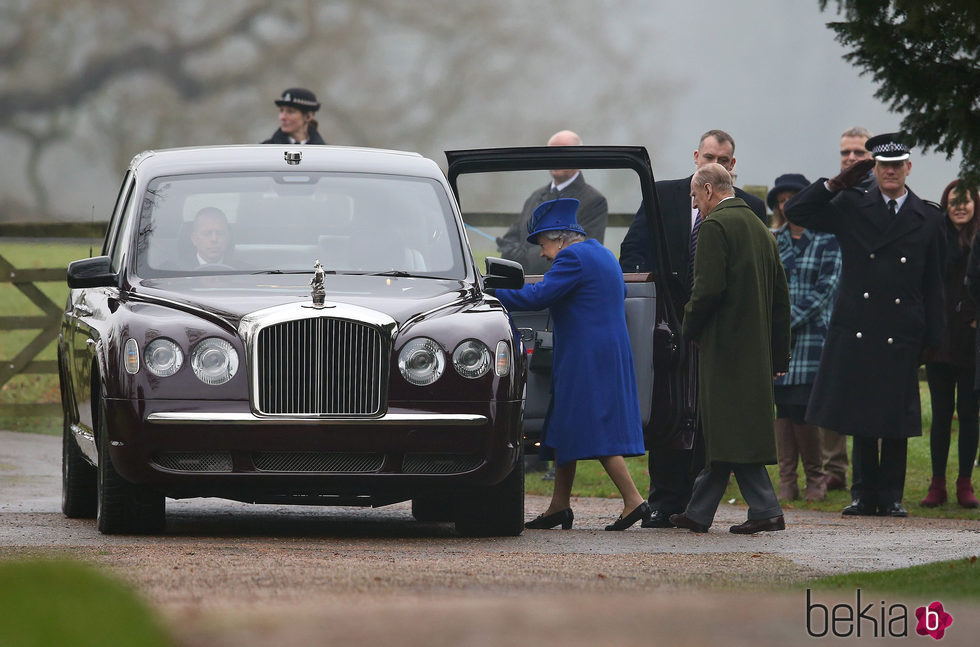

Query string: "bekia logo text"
[806, 589, 954, 639]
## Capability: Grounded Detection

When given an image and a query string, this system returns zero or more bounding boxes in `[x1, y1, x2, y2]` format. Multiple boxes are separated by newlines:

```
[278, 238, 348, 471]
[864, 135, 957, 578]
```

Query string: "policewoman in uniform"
[262, 88, 327, 145]
[784, 133, 946, 517]
[494, 198, 650, 531]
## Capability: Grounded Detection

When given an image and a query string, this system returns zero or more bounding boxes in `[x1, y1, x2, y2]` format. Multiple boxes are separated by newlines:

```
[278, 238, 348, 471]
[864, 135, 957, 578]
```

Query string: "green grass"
[0, 557, 174, 647]
[807, 557, 980, 600]
[526, 383, 980, 520]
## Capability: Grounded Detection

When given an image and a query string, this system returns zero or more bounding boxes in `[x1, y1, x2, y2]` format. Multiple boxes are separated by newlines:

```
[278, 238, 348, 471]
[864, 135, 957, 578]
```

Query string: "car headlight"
[190, 337, 239, 385]
[398, 337, 445, 386]
[144, 338, 183, 377]
[452, 340, 491, 379]
[494, 340, 511, 377]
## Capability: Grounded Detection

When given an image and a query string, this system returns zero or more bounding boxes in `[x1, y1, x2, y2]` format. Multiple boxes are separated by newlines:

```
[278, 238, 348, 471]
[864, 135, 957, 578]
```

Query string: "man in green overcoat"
[669, 163, 792, 534]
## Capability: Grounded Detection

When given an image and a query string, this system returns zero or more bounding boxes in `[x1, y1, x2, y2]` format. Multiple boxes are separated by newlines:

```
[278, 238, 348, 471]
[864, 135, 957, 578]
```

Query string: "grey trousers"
[821, 428, 849, 482]
[684, 462, 783, 527]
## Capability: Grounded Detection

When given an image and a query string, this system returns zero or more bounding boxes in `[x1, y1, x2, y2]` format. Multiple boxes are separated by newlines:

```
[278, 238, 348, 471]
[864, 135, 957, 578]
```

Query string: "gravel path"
[2, 430, 979, 646]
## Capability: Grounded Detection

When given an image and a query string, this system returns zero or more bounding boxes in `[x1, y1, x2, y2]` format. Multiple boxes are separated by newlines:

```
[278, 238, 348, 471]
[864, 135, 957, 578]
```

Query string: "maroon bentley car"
[60, 144, 683, 537]
[59, 145, 528, 536]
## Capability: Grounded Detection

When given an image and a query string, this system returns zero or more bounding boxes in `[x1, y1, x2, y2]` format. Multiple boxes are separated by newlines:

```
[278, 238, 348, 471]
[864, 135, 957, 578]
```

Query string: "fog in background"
[0, 0, 963, 224]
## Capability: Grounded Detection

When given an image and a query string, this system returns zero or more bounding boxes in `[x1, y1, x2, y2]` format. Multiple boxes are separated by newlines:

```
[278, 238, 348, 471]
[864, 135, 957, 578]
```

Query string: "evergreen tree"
[820, 0, 980, 188]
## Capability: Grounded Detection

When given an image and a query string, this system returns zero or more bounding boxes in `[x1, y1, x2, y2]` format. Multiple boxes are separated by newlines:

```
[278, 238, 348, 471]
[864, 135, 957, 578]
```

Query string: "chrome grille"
[252, 452, 384, 473]
[153, 452, 233, 472]
[256, 317, 385, 415]
[402, 453, 483, 474]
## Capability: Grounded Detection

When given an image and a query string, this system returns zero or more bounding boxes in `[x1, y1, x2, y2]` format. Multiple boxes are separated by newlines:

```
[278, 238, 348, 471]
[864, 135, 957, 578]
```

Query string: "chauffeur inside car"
[188, 207, 239, 268]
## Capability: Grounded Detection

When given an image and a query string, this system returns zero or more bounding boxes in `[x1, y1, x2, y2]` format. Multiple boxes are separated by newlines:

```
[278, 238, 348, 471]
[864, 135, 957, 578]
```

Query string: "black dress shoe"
[879, 502, 908, 517]
[842, 499, 876, 516]
[729, 515, 786, 534]
[668, 512, 709, 533]
[525, 508, 573, 529]
[605, 501, 651, 531]
[641, 509, 676, 528]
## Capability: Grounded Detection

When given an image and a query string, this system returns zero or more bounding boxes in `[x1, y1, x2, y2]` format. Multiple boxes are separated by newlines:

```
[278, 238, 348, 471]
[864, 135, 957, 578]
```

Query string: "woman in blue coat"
[495, 198, 649, 531]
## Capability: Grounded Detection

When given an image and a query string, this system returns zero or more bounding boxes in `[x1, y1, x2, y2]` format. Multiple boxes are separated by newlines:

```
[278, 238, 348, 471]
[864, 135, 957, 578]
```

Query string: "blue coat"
[496, 239, 645, 465]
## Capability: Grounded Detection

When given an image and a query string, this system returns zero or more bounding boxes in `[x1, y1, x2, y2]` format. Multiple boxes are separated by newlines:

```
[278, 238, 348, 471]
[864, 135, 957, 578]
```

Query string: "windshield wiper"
[368, 270, 415, 277]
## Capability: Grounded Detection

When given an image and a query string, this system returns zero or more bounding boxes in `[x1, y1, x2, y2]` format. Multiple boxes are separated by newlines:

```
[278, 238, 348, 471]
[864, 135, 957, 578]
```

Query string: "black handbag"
[645, 280, 698, 450]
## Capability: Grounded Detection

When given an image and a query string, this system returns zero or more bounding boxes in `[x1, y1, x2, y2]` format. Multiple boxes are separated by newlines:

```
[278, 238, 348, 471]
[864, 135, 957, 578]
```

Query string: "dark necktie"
[888, 199, 897, 217]
[688, 211, 704, 289]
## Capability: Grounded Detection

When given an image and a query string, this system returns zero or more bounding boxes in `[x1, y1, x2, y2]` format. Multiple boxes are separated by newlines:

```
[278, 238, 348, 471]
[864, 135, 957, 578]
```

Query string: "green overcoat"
[682, 197, 791, 464]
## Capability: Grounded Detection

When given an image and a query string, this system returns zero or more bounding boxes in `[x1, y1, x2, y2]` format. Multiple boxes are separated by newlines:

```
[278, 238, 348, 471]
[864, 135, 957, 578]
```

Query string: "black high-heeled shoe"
[524, 508, 574, 529]
[604, 501, 651, 531]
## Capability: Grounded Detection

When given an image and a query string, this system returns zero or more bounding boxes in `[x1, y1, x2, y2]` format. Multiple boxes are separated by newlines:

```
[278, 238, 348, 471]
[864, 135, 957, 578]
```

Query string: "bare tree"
[0, 0, 669, 221]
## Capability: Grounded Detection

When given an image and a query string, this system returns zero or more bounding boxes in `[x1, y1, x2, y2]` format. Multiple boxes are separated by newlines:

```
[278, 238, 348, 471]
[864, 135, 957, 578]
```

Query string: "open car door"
[446, 145, 695, 452]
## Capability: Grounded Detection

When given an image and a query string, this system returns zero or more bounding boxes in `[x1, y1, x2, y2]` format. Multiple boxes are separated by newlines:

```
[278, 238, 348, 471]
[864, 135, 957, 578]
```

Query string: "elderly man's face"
[690, 180, 711, 215]
[191, 215, 230, 264]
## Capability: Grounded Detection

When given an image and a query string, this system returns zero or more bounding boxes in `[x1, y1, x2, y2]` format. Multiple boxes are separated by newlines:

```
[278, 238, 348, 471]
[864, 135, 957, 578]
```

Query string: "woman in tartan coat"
[769, 175, 842, 502]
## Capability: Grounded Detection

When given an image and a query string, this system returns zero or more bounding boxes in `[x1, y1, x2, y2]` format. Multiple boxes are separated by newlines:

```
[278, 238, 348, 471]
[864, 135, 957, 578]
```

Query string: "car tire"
[454, 452, 525, 537]
[411, 496, 455, 523]
[95, 399, 165, 535]
[61, 409, 97, 519]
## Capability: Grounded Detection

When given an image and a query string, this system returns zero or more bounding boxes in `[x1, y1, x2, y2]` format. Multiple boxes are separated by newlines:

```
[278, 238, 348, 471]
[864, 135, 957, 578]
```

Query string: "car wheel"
[95, 400, 165, 535]
[61, 409, 96, 519]
[454, 452, 525, 537]
[411, 496, 455, 523]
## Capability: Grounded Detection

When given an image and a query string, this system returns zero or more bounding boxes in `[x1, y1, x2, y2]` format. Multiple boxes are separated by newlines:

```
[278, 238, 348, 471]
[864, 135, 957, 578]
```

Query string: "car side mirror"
[484, 257, 524, 290]
[67, 256, 117, 289]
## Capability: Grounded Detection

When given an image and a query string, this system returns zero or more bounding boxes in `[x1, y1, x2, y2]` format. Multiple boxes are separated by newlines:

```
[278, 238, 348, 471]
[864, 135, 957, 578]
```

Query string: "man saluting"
[784, 132, 946, 517]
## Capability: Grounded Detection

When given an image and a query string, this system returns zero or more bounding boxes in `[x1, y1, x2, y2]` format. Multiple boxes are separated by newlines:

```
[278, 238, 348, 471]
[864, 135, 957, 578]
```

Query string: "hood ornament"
[310, 260, 326, 307]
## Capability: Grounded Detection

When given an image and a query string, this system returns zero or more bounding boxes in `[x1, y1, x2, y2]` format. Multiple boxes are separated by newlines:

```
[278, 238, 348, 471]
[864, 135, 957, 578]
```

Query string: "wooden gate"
[0, 222, 105, 416]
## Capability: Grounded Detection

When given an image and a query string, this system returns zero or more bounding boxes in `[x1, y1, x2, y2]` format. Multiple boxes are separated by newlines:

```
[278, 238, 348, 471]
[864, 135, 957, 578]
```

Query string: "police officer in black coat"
[784, 133, 946, 517]
[262, 88, 327, 145]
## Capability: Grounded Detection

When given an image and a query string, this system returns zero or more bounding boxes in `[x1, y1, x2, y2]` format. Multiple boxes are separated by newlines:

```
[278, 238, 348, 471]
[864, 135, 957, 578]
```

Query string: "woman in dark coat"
[495, 198, 649, 531]
[935, 179, 980, 508]
[262, 88, 327, 145]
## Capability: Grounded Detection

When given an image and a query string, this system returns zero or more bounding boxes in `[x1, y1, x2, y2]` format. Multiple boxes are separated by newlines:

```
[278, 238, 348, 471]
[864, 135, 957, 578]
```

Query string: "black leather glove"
[827, 158, 875, 192]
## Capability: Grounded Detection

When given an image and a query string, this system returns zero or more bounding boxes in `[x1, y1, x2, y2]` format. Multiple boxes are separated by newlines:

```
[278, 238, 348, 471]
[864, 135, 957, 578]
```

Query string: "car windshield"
[134, 171, 467, 279]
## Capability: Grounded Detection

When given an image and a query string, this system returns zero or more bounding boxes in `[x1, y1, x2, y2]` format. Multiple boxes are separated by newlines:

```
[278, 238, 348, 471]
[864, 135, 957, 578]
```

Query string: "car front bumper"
[103, 397, 523, 503]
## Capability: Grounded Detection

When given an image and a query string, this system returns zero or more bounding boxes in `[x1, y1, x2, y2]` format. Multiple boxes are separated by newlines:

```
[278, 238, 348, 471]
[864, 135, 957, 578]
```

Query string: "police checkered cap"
[865, 132, 910, 161]
[274, 87, 321, 112]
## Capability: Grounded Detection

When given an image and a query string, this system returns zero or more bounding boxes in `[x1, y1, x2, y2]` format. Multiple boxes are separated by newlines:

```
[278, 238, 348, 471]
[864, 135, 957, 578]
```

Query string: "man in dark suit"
[496, 130, 608, 275]
[784, 133, 946, 517]
[618, 129, 767, 528]
[620, 129, 767, 278]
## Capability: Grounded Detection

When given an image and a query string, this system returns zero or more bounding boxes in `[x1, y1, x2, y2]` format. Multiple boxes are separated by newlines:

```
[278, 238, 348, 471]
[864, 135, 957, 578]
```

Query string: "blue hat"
[526, 198, 585, 244]
[865, 132, 910, 161]
[766, 173, 810, 210]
